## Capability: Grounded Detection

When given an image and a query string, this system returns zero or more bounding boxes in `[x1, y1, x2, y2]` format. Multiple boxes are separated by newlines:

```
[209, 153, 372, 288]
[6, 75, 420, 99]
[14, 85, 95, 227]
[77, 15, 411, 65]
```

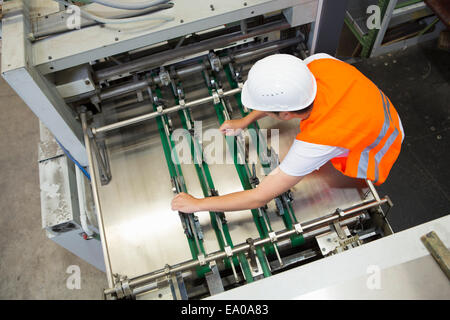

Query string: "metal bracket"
[246, 238, 258, 272]
[122, 278, 132, 298]
[230, 63, 244, 83]
[224, 246, 233, 258]
[179, 98, 186, 109]
[159, 67, 171, 86]
[84, 112, 111, 186]
[335, 208, 345, 217]
[170, 177, 178, 194]
[209, 52, 222, 72]
[164, 264, 171, 276]
[174, 272, 189, 300]
[294, 223, 303, 234]
[210, 188, 219, 197]
[385, 195, 394, 208]
[268, 146, 280, 171]
[193, 215, 204, 241]
[284, 190, 294, 203]
[274, 198, 284, 216]
[332, 221, 346, 240]
[224, 245, 239, 283]
[268, 231, 284, 267]
[177, 85, 185, 100]
[91, 137, 112, 185]
[212, 88, 224, 105]
[249, 163, 260, 186]
[197, 253, 206, 266]
[166, 116, 174, 133]
[205, 262, 225, 295]
[89, 95, 101, 112]
[113, 274, 132, 299]
[212, 90, 220, 105]
[269, 231, 278, 243]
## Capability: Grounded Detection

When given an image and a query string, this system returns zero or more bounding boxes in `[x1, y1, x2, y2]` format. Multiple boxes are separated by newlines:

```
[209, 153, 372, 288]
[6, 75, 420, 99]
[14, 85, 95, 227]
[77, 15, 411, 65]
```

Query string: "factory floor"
[0, 58, 107, 299]
[0, 39, 449, 299]
[353, 40, 450, 231]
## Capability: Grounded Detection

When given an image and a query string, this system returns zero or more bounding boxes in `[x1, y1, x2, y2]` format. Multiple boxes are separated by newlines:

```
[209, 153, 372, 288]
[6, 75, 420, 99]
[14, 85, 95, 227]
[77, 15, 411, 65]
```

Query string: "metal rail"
[98, 37, 301, 101]
[104, 197, 390, 297]
[95, 19, 290, 81]
[203, 72, 279, 260]
[92, 87, 242, 134]
[168, 85, 251, 283]
[150, 91, 208, 275]
[223, 64, 304, 247]
[80, 111, 114, 288]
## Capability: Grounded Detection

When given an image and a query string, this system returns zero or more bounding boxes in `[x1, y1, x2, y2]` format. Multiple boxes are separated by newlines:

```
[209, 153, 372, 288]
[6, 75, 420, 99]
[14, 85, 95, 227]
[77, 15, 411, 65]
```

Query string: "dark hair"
[272, 102, 314, 115]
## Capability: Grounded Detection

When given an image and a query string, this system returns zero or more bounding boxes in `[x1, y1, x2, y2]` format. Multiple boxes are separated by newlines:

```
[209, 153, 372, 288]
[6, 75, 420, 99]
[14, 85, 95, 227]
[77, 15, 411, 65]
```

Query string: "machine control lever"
[224, 245, 239, 283]
[246, 238, 258, 272]
[274, 197, 284, 216]
[249, 163, 260, 186]
[159, 67, 171, 86]
[208, 51, 222, 72]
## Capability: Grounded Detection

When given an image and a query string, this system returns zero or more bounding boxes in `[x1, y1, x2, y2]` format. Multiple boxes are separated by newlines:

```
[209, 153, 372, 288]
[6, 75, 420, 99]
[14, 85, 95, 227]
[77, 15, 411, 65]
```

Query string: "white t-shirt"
[278, 54, 404, 177]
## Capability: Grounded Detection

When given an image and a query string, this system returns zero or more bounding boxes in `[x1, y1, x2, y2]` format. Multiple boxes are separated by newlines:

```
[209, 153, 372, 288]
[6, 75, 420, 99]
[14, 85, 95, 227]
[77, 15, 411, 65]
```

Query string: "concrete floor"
[0, 59, 107, 299]
[353, 40, 450, 231]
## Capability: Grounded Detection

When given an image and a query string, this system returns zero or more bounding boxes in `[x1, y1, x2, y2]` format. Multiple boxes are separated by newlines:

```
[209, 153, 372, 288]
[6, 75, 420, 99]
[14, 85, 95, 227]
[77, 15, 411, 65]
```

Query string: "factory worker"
[172, 53, 404, 213]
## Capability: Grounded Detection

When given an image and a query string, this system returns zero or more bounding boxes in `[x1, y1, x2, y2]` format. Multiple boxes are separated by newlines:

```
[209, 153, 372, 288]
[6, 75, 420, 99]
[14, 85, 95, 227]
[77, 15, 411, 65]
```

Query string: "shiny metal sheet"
[94, 90, 369, 280]
[97, 133, 193, 279]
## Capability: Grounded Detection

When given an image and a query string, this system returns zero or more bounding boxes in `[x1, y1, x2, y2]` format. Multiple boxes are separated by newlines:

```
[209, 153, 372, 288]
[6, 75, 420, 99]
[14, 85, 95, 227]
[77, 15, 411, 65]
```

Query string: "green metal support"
[417, 17, 439, 36]
[223, 65, 305, 248]
[166, 85, 255, 283]
[151, 90, 210, 278]
[201, 70, 286, 268]
[395, 0, 423, 9]
[344, 16, 367, 47]
[256, 247, 272, 277]
[361, 0, 391, 58]
[344, 0, 392, 58]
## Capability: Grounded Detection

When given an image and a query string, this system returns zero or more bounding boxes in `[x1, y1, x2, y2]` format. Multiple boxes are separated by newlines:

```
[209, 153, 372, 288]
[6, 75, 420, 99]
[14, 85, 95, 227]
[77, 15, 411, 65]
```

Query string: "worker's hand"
[219, 119, 246, 136]
[171, 192, 201, 213]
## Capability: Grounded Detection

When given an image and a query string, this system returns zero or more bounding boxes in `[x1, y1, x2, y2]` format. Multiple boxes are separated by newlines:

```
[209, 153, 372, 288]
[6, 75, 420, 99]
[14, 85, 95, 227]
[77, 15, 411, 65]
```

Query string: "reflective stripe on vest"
[297, 58, 404, 185]
[357, 89, 403, 182]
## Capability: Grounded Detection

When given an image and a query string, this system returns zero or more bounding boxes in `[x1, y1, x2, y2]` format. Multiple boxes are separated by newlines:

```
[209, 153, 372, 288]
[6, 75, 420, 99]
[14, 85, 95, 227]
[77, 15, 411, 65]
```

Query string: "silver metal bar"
[104, 197, 389, 296]
[80, 112, 114, 288]
[32, 3, 174, 39]
[97, 37, 300, 102]
[100, 79, 151, 100]
[370, 0, 398, 58]
[366, 179, 381, 202]
[343, 198, 389, 217]
[92, 87, 242, 135]
[95, 20, 290, 81]
[240, 19, 248, 35]
[174, 63, 207, 79]
[188, 215, 203, 257]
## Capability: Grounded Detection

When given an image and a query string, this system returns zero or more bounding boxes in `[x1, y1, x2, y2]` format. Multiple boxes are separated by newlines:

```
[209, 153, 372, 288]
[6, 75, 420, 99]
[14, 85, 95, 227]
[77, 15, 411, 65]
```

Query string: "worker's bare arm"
[243, 110, 268, 125]
[219, 110, 267, 135]
[171, 167, 303, 213]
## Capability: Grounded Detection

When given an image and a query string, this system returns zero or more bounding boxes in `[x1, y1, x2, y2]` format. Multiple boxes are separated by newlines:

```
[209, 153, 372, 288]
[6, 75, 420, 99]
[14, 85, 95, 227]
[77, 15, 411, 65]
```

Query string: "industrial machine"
[4, 0, 438, 300]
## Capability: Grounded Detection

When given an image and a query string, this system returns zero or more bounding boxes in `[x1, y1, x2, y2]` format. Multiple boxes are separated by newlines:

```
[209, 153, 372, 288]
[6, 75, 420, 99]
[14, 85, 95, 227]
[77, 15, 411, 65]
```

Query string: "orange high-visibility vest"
[297, 58, 404, 185]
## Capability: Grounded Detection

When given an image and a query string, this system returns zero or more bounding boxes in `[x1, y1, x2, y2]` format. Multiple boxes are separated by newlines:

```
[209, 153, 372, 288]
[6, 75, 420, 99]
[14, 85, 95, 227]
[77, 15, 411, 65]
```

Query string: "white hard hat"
[241, 54, 317, 112]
